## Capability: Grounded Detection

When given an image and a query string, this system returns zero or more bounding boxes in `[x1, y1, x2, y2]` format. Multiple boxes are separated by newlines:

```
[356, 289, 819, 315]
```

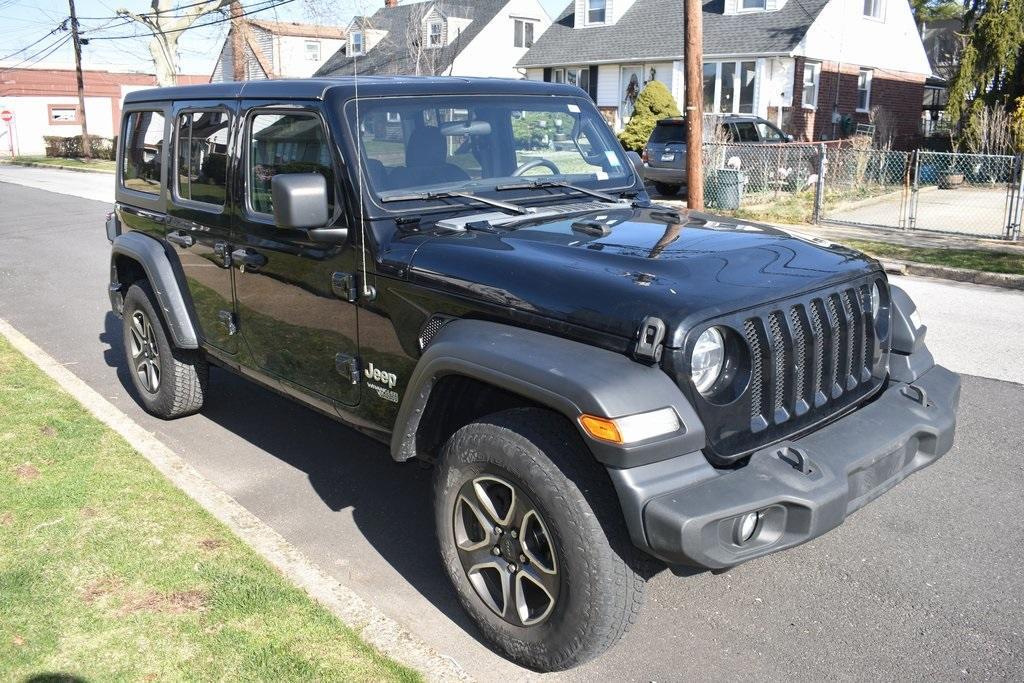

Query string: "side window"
[756, 121, 785, 142]
[175, 110, 230, 207]
[247, 112, 334, 216]
[733, 121, 759, 142]
[122, 110, 165, 195]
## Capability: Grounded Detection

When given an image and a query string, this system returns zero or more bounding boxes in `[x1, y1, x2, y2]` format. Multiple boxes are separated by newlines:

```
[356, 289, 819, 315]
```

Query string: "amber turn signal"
[579, 414, 623, 444]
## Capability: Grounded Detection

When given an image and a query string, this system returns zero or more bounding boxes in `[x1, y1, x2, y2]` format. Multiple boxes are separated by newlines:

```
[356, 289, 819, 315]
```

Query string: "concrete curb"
[0, 159, 114, 174]
[0, 317, 470, 683]
[879, 259, 1024, 291]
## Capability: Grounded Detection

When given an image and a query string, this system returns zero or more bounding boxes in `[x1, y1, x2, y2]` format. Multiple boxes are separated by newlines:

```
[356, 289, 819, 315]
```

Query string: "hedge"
[43, 134, 117, 160]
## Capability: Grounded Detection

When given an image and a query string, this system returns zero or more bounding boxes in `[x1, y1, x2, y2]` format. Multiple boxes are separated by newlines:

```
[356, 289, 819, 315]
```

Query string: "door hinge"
[633, 316, 666, 363]
[335, 353, 361, 385]
[331, 272, 358, 302]
[218, 310, 238, 336]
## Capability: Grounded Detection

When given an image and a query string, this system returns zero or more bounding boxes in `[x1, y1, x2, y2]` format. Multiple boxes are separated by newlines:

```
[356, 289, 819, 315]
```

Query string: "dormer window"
[427, 20, 443, 47]
[741, 0, 767, 9]
[351, 31, 364, 55]
[587, 0, 606, 24]
[863, 0, 883, 18]
[514, 18, 535, 48]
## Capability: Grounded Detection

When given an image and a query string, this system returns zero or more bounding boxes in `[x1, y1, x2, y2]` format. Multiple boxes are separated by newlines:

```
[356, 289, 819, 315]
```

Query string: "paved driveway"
[1, 174, 1022, 680]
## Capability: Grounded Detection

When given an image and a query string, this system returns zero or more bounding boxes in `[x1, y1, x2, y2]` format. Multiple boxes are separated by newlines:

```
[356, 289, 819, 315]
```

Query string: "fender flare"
[390, 319, 706, 468]
[111, 232, 199, 349]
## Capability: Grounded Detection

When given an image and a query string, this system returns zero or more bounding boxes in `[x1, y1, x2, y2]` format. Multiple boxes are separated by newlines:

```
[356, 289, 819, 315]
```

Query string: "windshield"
[346, 95, 633, 202]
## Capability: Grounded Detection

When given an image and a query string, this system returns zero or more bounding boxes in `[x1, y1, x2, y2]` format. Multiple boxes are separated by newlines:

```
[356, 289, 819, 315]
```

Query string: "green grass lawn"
[10, 156, 116, 172]
[844, 239, 1024, 276]
[0, 336, 420, 682]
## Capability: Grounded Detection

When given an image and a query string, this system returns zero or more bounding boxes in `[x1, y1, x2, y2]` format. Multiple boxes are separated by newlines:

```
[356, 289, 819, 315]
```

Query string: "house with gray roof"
[316, 0, 552, 80]
[518, 0, 932, 146]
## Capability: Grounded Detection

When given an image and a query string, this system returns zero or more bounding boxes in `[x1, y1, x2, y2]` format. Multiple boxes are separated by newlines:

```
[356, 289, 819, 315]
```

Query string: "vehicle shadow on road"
[98, 312, 505, 653]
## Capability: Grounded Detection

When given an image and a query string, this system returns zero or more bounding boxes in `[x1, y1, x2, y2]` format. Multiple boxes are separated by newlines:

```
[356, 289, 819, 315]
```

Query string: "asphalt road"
[1, 175, 1022, 681]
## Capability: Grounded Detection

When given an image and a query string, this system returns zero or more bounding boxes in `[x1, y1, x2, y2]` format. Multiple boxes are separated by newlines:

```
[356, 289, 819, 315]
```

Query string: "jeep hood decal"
[405, 206, 880, 348]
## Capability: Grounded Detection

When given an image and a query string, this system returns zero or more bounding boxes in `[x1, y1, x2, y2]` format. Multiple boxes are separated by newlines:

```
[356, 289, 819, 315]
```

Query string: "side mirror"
[625, 150, 644, 178]
[271, 173, 330, 230]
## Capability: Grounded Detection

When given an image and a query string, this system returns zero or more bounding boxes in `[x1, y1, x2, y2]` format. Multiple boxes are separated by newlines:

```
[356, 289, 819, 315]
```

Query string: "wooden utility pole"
[68, 0, 92, 159]
[683, 0, 703, 210]
[230, 1, 245, 81]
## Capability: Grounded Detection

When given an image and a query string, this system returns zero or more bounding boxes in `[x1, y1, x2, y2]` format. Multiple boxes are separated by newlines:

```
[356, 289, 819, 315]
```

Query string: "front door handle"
[231, 248, 267, 272]
[166, 230, 194, 248]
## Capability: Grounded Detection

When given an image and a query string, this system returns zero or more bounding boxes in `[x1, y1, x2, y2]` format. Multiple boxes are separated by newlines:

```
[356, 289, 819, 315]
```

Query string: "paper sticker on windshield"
[595, 171, 609, 180]
[604, 151, 622, 167]
[567, 104, 581, 113]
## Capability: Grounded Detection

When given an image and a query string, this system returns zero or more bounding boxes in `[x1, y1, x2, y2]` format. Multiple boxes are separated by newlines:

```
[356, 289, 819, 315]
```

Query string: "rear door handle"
[231, 248, 267, 272]
[166, 230, 194, 248]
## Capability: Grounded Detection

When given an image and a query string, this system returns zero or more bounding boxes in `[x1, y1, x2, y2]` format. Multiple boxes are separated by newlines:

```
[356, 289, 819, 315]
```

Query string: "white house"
[211, 20, 347, 81]
[518, 0, 933, 146]
[316, 0, 552, 79]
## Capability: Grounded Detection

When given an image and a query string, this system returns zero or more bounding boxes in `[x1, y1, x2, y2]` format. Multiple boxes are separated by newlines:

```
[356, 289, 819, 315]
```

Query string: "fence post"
[813, 142, 827, 224]
[907, 149, 921, 231]
[1008, 154, 1023, 241]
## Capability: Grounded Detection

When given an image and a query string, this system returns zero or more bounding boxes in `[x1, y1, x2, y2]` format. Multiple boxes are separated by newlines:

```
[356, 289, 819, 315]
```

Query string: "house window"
[351, 31, 364, 55]
[863, 0, 883, 18]
[566, 67, 590, 93]
[48, 105, 80, 124]
[552, 68, 565, 84]
[741, 0, 767, 9]
[587, 0, 606, 23]
[857, 69, 872, 111]
[305, 40, 320, 61]
[802, 62, 820, 108]
[514, 19, 535, 48]
[427, 20, 443, 47]
[702, 61, 757, 114]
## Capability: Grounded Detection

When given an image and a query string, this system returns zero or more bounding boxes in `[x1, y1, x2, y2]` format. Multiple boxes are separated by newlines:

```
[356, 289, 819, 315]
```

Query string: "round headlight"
[691, 327, 725, 395]
[871, 282, 882, 319]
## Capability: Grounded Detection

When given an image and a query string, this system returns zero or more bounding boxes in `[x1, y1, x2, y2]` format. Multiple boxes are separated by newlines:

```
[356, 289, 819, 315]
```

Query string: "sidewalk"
[0, 163, 114, 203]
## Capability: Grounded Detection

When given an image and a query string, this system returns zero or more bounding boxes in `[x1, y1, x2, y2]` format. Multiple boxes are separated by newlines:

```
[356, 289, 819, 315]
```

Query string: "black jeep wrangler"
[106, 78, 959, 671]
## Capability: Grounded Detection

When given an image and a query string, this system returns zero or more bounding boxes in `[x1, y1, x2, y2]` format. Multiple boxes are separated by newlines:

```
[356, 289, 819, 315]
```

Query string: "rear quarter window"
[122, 110, 166, 195]
[648, 123, 685, 144]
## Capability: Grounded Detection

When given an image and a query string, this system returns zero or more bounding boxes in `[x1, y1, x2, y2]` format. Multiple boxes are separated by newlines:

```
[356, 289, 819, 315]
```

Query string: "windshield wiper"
[494, 179, 621, 204]
[379, 189, 531, 215]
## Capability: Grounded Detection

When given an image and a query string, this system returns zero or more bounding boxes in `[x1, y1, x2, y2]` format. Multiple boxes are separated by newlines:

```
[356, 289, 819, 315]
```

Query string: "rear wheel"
[434, 408, 645, 671]
[653, 182, 681, 197]
[121, 281, 207, 419]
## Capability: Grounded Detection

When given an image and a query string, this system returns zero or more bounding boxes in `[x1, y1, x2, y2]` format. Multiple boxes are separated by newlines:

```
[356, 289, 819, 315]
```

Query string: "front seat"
[388, 127, 471, 189]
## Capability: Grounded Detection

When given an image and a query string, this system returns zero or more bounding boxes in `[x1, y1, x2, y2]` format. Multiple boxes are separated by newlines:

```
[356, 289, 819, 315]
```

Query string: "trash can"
[705, 168, 744, 210]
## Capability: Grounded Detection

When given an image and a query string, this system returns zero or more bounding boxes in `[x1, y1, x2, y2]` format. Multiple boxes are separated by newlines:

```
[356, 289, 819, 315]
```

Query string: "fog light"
[735, 511, 760, 545]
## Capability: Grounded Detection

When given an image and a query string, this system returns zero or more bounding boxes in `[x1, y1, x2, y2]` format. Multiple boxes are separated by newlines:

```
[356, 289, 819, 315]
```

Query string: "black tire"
[434, 408, 645, 671]
[121, 281, 207, 419]
[653, 182, 681, 197]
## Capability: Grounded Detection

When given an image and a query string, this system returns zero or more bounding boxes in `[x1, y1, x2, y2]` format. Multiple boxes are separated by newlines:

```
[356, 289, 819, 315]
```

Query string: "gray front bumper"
[610, 364, 961, 568]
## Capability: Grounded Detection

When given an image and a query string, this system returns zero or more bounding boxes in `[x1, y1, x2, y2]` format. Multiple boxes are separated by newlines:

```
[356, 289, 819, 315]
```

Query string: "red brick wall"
[784, 57, 925, 150]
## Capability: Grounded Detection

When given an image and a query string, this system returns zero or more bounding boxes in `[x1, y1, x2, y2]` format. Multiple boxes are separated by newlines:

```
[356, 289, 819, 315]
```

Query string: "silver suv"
[642, 114, 792, 196]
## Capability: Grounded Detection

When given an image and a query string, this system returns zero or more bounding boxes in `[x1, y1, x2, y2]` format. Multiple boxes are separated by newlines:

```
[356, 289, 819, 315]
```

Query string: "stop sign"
[0, 110, 12, 122]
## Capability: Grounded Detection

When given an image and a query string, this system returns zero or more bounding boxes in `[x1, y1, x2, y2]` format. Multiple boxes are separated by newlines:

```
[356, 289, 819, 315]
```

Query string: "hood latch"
[633, 316, 666, 363]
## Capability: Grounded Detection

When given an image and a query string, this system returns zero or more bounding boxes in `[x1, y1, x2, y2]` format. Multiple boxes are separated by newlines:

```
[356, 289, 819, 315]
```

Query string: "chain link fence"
[697, 141, 1023, 240]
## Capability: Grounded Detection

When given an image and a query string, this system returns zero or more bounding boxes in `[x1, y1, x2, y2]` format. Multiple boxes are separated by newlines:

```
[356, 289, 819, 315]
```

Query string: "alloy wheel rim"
[129, 310, 161, 394]
[453, 474, 559, 627]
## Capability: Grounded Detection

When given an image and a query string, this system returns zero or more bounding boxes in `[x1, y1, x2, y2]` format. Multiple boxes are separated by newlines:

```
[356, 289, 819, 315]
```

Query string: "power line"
[83, 0, 296, 40]
[0, 18, 67, 61]
[0, 33, 72, 72]
[77, 0, 238, 21]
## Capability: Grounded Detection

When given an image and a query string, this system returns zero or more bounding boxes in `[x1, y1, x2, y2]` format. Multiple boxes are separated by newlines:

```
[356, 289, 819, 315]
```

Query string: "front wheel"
[434, 408, 645, 671]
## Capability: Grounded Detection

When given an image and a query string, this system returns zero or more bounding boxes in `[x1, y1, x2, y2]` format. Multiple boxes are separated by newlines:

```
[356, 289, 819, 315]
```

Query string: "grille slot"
[768, 311, 789, 421]
[743, 319, 768, 432]
[789, 306, 809, 415]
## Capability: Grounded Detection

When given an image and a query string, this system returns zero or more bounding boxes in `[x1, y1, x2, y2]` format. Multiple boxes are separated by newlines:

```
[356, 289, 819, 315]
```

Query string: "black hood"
[404, 206, 880, 348]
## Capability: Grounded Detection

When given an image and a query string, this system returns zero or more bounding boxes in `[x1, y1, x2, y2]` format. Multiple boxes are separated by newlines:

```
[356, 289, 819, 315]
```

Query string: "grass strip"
[10, 156, 116, 172]
[843, 239, 1024, 276]
[0, 336, 420, 682]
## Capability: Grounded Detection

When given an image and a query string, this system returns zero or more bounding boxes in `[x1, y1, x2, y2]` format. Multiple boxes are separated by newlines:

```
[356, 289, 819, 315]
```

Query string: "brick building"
[0, 67, 207, 157]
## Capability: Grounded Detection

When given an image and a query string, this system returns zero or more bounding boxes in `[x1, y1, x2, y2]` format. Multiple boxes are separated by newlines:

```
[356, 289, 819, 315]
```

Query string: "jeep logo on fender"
[364, 362, 397, 389]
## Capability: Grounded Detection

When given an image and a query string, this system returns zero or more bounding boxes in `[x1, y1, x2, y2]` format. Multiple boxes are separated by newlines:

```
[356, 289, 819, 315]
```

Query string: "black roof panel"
[123, 76, 585, 104]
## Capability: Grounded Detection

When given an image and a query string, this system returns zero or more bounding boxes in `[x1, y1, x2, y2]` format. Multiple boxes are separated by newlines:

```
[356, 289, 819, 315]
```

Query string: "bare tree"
[117, 0, 233, 86]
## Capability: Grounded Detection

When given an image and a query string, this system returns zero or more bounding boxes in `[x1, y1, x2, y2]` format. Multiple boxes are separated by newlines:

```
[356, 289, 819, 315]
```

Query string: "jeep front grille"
[675, 274, 890, 463]
[744, 284, 877, 433]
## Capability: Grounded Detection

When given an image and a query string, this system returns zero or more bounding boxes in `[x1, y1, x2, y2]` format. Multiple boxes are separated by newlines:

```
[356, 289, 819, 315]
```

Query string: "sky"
[0, 0, 569, 77]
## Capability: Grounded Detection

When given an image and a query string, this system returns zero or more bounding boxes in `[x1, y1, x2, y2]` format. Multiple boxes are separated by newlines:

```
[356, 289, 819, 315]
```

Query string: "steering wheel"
[512, 158, 561, 176]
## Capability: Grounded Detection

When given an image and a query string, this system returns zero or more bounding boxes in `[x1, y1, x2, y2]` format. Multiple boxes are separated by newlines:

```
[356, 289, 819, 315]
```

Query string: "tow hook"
[901, 383, 930, 407]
